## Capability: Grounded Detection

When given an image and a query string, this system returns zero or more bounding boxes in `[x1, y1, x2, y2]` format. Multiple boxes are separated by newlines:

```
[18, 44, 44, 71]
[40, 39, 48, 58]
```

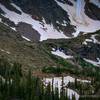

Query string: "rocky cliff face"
[0, 0, 100, 68]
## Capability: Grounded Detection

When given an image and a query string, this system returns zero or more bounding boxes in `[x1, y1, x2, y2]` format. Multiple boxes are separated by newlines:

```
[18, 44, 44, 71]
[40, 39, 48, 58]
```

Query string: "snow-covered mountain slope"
[55, 0, 100, 37]
[0, 0, 100, 41]
[0, 0, 100, 68]
[0, 3, 68, 41]
[0, 1, 100, 99]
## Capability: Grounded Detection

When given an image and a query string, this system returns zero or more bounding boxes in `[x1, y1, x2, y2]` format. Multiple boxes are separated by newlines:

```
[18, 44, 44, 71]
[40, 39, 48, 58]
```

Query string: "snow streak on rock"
[22, 36, 31, 41]
[83, 34, 100, 45]
[90, 0, 100, 8]
[84, 58, 100, 67]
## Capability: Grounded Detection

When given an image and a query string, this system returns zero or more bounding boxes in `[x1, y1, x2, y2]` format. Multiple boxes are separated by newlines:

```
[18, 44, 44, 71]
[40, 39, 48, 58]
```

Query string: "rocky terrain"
[0, 0, 100, 74]
[0, 0, 100, 99]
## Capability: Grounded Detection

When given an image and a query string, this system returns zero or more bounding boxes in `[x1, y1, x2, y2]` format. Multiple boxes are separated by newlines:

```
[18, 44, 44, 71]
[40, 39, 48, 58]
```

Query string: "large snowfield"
[55, 0, 100, 37]
[0, 3, 68, 41]
[0, 0, 100, 41]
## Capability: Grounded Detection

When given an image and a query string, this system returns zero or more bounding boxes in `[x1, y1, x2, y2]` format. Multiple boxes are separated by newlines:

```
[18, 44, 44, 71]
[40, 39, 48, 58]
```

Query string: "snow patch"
[84, 58, 100, 67]
[10, 3, 22, 12]
[91, 34, 100, 44]
[0, 49, 11, 54]
[22, 36, 31, 41]
[10, 27, 16, 31]
[56, 20, 68, 26]
[83, 39, 93, 45]
[51, 48, 73, 59]
[83, 34, 100, 45]
[67, 88, 79, 100]
[0, 18, 2, 22]
[0, 75, 5, 82]
[0, 18, 16, 31]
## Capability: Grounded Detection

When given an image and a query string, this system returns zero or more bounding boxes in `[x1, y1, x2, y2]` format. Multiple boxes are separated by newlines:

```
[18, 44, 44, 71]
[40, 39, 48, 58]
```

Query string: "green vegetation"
[77, 57, 95, 68]
[42, 66, 71, 74]
[0, 15, 100, 99]
[0, 55, 100, 100]
[0, 57, 73, 100]
[42, 55, 100, 79]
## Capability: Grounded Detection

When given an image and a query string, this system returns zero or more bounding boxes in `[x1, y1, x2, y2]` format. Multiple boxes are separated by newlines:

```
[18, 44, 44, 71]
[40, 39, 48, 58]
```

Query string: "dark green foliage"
[42, 66, 67, 74]
[0, 58, 71, 100]
[79, 96, 100, 100]
[76, 57, 95, 68]
[0, 58, 100, 100]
